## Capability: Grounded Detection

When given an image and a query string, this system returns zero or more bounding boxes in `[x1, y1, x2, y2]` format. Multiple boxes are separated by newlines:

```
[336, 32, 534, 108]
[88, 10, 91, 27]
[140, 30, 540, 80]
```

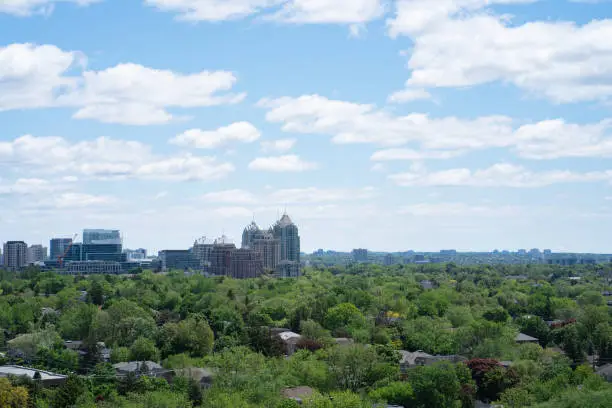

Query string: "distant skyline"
[1, 1, 612, 254]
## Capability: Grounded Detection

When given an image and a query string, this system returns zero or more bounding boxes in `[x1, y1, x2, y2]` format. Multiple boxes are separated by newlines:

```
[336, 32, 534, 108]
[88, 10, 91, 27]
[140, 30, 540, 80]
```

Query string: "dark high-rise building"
[352, 248, 368, 262]
[230, 249, 264, 279]
[3, 241, 28, 270]
[50, 238, 73, 261]
[242, 221, 280, 271]
[209, 236, 236, 276]
[272, 213, 300, 263]
[272, 213, 301, 277]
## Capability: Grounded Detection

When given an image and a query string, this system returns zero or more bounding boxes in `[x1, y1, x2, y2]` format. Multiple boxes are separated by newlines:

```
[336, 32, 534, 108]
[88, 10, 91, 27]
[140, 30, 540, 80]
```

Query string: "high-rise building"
[27, 245, 47, 264]
[3, 241, 28, 270]
[230, 249, 264, 279]
[352, 249, 368, 262]
[271, 213, 301, 277]
[272, 213, 300, 263]
[242, 221, 280, 271]
[50, 238, 73, 261]
[209, 236, 236, 276]
[83, 229, 121, 245]
[383, 254, 394, 266]
[192, 241, 214, 269]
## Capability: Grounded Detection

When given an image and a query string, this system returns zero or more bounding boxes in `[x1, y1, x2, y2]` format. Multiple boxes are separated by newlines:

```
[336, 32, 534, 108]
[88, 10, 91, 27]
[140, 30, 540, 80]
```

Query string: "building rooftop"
[0, 365, 67, 381]
[277, 213, 294, 227]
[113, 361, 163, 372]
[516, 333, 538, 342]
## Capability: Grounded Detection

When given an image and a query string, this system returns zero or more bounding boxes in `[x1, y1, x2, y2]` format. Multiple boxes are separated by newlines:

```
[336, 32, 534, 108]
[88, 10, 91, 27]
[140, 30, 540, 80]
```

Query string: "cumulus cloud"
[145, 0, 384, 24]
[259, 94, 514, 149]
[389, 163, 612, 188]
[267, 187, 376, 203]
[0, 178, 63, 195]
[0, 44, 244, 124]
[387, 0, 612, 103]
[398, 202, 521, 217]
[260, 138, 297, 153]
[0, 0, 100, 16]
[248, 154, 318, 172]
[170, 122, 261, 149]
[371, 148, 464, 161]
[0, 135, 234, 181]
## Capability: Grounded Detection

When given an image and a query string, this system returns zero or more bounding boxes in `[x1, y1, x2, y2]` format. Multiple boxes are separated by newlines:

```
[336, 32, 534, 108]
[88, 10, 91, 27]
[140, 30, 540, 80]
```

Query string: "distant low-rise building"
[352, 248, 368, 263]
[0, 365, 67, 387]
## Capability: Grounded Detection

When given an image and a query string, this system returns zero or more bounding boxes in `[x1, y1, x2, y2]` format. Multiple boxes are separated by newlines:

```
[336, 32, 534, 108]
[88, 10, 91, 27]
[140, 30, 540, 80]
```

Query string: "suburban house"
[596, 364, 612, 382]
[516, 333, 539, 343]
[0, 365, 67, 387]
[277, 331, 302, 355]
[113, 361, 164, 377]
[399, 350, 466, 372]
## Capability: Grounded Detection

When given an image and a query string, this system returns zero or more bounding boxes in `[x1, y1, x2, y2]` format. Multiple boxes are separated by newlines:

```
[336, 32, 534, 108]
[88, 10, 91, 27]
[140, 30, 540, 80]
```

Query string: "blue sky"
[1, 0, 612, 254]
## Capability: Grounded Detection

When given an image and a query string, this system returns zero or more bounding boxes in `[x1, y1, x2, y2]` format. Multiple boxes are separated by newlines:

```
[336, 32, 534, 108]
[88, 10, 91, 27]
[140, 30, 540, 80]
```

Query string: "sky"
[1, 0, 612, 254]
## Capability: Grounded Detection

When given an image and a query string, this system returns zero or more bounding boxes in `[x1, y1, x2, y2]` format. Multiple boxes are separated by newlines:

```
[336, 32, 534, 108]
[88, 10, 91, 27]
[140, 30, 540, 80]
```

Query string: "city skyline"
[2, 2, 612, 253]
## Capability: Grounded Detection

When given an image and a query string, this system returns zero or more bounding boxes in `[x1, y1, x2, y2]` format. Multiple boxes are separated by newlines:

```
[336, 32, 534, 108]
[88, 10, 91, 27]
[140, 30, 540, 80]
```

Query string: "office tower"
[158, 250, 199, 271]
[124, 248, 147, 261]
[50, 238, 73, 260]
[27, 245, 47, 264]
[230, 248, 264, 279]
[242, 221, 280, 271]
[3, 241, 28, 270]
[83, 229, 121, 245]
[352, 248, 368, 262]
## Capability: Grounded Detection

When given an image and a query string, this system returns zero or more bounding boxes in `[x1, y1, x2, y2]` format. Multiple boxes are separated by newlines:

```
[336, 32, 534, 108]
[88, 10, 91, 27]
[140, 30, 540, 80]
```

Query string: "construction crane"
[58, 233, 78, 268]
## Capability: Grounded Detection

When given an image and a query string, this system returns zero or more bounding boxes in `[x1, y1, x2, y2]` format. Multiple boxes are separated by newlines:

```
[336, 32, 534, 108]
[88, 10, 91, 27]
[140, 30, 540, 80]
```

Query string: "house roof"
[0, 365, 67, 381]
[399, 350, 433, 365]
[516, 333, 538, 342]
[278, 331, 302, 343]
[334, 338, 354, 346]
[113, 361, 162, 372]
[596, 364, 612, 376]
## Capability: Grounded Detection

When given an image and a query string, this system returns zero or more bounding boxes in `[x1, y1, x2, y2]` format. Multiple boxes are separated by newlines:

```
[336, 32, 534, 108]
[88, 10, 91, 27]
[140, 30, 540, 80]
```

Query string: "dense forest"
[0, 263, 611, 407]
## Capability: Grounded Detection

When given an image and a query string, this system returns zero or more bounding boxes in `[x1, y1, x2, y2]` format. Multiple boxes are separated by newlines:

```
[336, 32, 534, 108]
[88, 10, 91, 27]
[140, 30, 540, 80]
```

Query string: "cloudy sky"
[1, 0, 612, 254]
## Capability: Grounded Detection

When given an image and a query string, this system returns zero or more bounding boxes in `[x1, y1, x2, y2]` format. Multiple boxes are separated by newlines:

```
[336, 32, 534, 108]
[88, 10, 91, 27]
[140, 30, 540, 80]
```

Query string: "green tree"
[369, 382, 414, 407]
[324, 303, 366, 333]
[409, 362, 462, 408]
[130, 337, 160, 362]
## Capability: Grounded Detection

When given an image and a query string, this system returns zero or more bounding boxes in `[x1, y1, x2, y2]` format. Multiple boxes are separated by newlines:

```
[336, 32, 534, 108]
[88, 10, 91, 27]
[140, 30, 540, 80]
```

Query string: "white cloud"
[398, 202, 521, 217]
[52, 192, 116, 209]
[514, 119, 612, 159]
[0, 0, 100, 16]
[371, 148, 464, 161]
[0, 44, 244, 124]
[387, 1, 612, 103]
[387, 87, 431, 103]
[267, 0, 385, 24]
[267, 187, 376, 203]
[248, 154, 318, 172]
[0, 178, 62, 195]
[260, 138, 297, 153]
[170, 122, 260, 149]
[259, 94, 513, 148]
[145, 0, 384, 24]
[202, 189, 258, 204]
[389, 163, 612, 188]
[0, 135, 235, 181]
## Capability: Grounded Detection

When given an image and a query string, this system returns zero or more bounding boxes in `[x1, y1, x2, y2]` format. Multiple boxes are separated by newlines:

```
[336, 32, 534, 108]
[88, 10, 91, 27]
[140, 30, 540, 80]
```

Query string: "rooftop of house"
[334, 338, 354, 346]
[596, 364, 612, 377]
[113, 361, 163, 372]
[0, 365, 67, 381]
[278, 331, 302, 342]
[399, 350, 433, 365]
[516, 333, 538, 342]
